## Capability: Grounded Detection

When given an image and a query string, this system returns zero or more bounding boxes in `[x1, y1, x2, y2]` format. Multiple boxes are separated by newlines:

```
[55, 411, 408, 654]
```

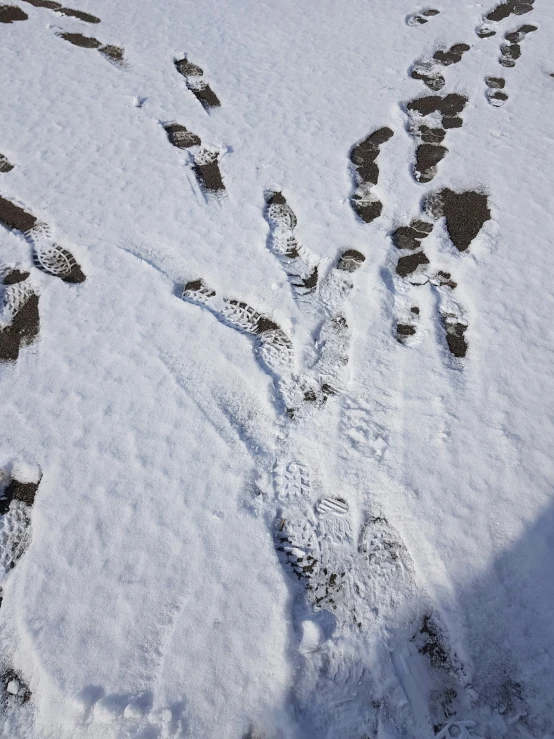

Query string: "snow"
[0, 0, 553, 737]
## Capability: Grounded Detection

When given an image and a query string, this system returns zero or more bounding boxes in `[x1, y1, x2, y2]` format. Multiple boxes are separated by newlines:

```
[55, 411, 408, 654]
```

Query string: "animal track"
[0, 194, 85, 283]
[406, 94, 468, 182]
[57, 32, 126, 67]
[0, 154, 13, 173]
[349, 127, 394, 223]
[477, 0, 535, 38]
[411, 44, 471, 91]
[485, 76, 508, 106]
[174, 56, 221, 111]
[406, 8, 439, 26]
[264, 191, 319, 302]
[0, 5, 28, 23]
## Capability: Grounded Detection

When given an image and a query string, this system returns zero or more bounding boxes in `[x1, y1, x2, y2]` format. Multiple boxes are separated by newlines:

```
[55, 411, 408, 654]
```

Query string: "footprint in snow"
[406, 8, 440, 27]
[174, 56, 221, 111]
[56, 32, 126, 68]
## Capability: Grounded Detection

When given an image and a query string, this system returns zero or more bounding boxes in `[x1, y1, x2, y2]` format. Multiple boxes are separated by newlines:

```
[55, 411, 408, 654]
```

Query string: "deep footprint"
[174, 56, 221, 111]
[349, 126, 394, 223]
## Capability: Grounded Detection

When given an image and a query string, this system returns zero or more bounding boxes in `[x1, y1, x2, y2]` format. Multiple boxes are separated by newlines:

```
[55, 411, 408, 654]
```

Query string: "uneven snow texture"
[0, 0, 553, 737]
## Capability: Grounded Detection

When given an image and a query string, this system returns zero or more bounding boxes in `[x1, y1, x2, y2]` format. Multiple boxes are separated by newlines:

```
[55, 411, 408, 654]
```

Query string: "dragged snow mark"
[174, 56, 221, 111]
[477, 0, 535, 37]
[349, 126, 394, 223]
[405, 94, 468, 182]
[406, 8, 439, 26]
[191, 148, 225, 196]
[424, 189, 491, 252]
[163, 122, 201, 149]
[0, 195, 86, 283]
[0, 467, 41, 576]
[264, 191, 319, 303]
[57, 32, 126, 67]
[0, 154, 13, 173]
[411, 43, 471, 92]
[1, 668, 31, 706]
[485, 76, 508, 106]
[0, 5, 28, 22]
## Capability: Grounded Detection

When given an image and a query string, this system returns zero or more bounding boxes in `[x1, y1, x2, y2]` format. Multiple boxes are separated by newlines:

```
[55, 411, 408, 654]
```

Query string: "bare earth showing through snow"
[0, 0, 553, 737]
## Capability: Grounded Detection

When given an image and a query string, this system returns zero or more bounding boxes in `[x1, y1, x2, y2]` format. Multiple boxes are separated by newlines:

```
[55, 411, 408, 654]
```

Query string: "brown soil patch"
[3, 269, 29, 284]
[99, 45, 125, 64]
[0, 195, 36, 232]
[351, 199, 383, 224]
[0, 5, 28, 22]
[0, 293, 40, 362]
[59, 32, 101, 48]
[21, 0, 60, 7]
[415, 144, 447, 182]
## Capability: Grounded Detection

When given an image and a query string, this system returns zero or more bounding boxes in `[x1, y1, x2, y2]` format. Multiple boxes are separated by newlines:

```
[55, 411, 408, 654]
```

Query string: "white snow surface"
[0, 0, 553, 737]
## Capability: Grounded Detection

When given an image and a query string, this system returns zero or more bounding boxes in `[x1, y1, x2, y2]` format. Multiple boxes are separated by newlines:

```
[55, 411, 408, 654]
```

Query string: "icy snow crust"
[0, 0, 553, 737]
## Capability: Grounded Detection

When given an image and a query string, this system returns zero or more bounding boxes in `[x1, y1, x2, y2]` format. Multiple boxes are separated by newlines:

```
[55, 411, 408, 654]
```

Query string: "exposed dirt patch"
[0, 5, 28, 22]
[486, 0, 534, 23]
[0, 293, 40, 361]
[0, 195, 36, 233]
[58, 31, 101, 48]
[442, 316, 468, 357]
[433, 43, 470, 66]
[392, 220, 433, 250]
[164, 123, 201, 149]
[415, 144, 448, 183]
[426, 189, 491, 251]
[3, 269, 29, 285]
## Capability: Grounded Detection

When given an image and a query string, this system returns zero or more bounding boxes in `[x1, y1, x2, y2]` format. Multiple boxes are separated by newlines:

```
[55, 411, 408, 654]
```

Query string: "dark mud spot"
[414, 615, 453, 670]
[0, 478, 40, 514]
[266, 191, 286, 206]
[192, 156, 225, 194]
[442, 316, 468, 357]
[396, 251, 430, 277]
[500, 42, 521, 66]
[190, 84, 220, 111]
[58, 31, 101, 48]
[0, 5, 28, 22]
[164, 122, 201, 149]
[255, 316, 280, 334]
[414, 144, 448, 182]
[477, 27, 497, 38]
[429, 189, 491, 251]
[0, 154, 13, 173]
[0, 195, 36, 233]
[337, 249, 365, 273]
[397, 323, 416, 338]
[440, 93, 467, 116]
[1, 669, 31, 705]
[442, 117, 463, 129]
[0, 293, 40, 361]
[3, 269, 29, 285]
[99, 45, 125, 65]
[57, 6, 100, 22]
[486, 76, 506, 88]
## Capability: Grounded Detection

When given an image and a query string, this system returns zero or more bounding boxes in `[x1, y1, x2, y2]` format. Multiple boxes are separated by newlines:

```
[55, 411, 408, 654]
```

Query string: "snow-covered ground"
[0, 0, 553, 736]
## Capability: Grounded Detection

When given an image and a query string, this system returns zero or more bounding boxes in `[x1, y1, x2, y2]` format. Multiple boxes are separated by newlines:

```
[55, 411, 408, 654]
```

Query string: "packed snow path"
[0, 0, 553, 737]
